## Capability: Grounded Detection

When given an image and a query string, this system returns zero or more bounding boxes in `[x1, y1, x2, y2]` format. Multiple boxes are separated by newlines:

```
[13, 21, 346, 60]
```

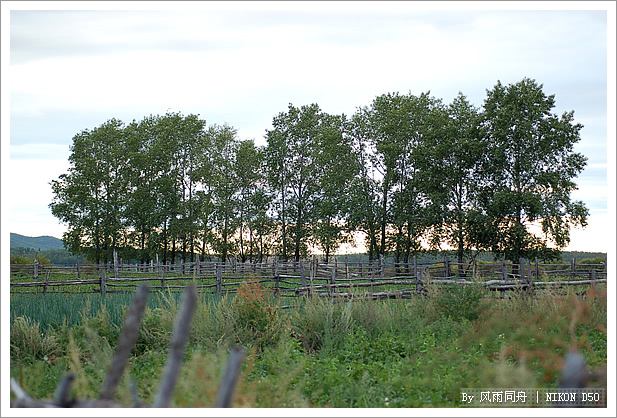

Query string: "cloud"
[4, 4, 612, 252]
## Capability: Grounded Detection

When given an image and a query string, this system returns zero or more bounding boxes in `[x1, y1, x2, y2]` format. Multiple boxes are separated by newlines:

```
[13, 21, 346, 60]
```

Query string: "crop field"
[9, 277, 607, 408]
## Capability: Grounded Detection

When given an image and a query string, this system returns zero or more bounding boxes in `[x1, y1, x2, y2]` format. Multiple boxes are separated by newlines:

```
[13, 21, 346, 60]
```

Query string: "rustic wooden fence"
[10, 253, 607, 299]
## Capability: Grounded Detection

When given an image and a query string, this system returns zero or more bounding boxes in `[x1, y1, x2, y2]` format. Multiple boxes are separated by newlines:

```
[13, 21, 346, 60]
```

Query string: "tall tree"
[234, 139, 264, 262]
[415, 92, 485, 270]
[50, 119, 130, 264]
[350, 92, 437, 263]
[265, 104, 326, 262]
[200, 124, 240, 263]
[311, 113, 360, 262]
[474, 78, 589, 265]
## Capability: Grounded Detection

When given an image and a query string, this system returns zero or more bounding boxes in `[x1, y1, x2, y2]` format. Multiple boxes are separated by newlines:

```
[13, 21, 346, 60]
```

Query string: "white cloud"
[3, 2, 613, 252]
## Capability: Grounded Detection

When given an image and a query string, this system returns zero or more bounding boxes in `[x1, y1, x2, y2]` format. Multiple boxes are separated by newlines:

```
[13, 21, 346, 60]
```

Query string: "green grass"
[9, 284, 607, 408]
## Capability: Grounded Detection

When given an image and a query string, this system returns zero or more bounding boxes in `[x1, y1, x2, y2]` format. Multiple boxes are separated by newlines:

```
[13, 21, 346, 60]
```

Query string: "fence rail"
[10, 254, 607, 298]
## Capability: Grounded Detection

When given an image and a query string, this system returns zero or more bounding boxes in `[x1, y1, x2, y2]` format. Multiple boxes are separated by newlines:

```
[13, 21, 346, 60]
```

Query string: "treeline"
[50, 78, 589, 266]
[10, 247, 87, 265]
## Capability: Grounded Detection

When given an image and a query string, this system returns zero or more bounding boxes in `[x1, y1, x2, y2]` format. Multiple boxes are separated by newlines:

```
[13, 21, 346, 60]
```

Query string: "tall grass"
[10, 283, 607, 407]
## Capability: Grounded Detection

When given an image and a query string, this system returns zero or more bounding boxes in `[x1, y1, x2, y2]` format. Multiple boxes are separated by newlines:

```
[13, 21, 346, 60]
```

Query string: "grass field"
[9, 282, 607, 408]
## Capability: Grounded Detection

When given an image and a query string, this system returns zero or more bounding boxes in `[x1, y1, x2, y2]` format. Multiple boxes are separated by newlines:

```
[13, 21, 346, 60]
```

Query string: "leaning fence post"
[153, 285, 197, 408]
[100, 284, 150, 401]
[216, 347, 246, 408]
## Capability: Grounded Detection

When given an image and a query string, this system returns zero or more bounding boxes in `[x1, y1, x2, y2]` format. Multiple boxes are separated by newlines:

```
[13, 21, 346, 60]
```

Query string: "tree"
[50, 119, 130, 264]
[200, 124, 241, 263]
[349, 92, 437, 264]
[265, 104, 327, 262]
[415, 92, 485, 271]
[311, 113, 360, 263]
[473, 78, 589, 265]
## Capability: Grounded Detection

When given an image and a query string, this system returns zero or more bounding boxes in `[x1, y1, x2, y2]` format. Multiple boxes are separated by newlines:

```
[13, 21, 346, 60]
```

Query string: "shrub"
[291, 295, 353, 353]
[10, 316, 61, 362]
[431, 282, 487, 322]
[232, 281, 283, 348]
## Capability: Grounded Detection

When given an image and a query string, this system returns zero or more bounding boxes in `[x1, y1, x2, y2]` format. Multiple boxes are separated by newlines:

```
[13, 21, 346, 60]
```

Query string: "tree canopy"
[50, 79, 589, 264]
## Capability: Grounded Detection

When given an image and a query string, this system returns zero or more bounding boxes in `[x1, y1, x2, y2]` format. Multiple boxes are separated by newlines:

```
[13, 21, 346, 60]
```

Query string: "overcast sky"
[2, 1, 615, 254]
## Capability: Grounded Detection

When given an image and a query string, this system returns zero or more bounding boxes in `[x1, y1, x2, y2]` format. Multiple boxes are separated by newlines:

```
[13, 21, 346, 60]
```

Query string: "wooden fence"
[10, 253, 607, 299]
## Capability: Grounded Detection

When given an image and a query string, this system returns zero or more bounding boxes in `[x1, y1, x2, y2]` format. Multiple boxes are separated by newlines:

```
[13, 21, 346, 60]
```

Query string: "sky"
[1, 3, 616, 416]
[2, 1, 615, 256]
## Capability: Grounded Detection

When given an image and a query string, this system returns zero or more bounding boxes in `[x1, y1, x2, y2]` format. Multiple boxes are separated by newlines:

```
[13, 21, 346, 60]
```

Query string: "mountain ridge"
[10, 233, 64, 251]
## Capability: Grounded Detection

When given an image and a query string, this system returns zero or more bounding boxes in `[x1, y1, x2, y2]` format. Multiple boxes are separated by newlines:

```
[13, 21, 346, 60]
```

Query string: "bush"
[431, 282, 487, 322]
[10, 316, 61, 362]
[291, 295, 353, 353]
[578, 257, 606, 265]
[232, 281, 283, 348]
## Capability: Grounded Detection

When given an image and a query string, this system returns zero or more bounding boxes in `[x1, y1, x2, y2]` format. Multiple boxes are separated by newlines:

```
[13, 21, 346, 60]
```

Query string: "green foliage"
[578, 256, 606, 265]
[10, 252, 51, 265]
[232, 281, 284, 348]
[10, 288, 606, 407]
[473, 78, 588, 263]
[48, 78, 591, 267]
[431, 282, 488, 322]
[10, 317, 61, 363]
[291, 295, 353, 352]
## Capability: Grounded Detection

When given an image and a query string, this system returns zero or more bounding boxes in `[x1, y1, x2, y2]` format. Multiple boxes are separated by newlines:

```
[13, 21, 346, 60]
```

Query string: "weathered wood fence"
[10, 253, 607, 299]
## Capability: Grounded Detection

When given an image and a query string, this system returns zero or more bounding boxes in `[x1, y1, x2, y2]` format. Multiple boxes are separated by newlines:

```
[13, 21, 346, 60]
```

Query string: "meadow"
[9, 281, 607, 408]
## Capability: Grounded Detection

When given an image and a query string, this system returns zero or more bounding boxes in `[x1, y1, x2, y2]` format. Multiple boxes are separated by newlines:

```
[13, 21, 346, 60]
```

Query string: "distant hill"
[10, 233, 64, 251]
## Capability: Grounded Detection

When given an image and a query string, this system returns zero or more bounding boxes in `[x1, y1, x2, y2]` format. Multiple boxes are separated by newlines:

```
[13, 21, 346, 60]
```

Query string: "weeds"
[10, 285, 607, 407]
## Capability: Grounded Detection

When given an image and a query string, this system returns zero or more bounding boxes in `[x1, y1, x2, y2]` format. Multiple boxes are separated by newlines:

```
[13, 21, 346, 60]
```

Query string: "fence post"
[77, 262, 81, 280]
[527, 259, 534, 296]
[100, 268, 107, 296]
[444, 256, 450, 279]
[43, 271, 50, 295]
[519, 258, 525, 282]
[300, 260, 306, 289]
[216, 264, 223, 296]
[34, 258, 39, 281]
[413, 255, 417, 282]
[472, 258, 477, 280]
[161, 262, 166, 289]
[330, 267, 336, 294]
[114, 249, 119, 279]
[416, 267, 424, 295]
[571, 258, 576, 280]
[274, 257, 280, 297]
[312, 255, 317, 286]
[379, 254, 385, 280]
[502, 257, 507, 281]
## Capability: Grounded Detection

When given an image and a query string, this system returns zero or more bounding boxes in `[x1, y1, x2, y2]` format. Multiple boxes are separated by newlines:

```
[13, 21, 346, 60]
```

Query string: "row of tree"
[50, 78, 589, 266]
